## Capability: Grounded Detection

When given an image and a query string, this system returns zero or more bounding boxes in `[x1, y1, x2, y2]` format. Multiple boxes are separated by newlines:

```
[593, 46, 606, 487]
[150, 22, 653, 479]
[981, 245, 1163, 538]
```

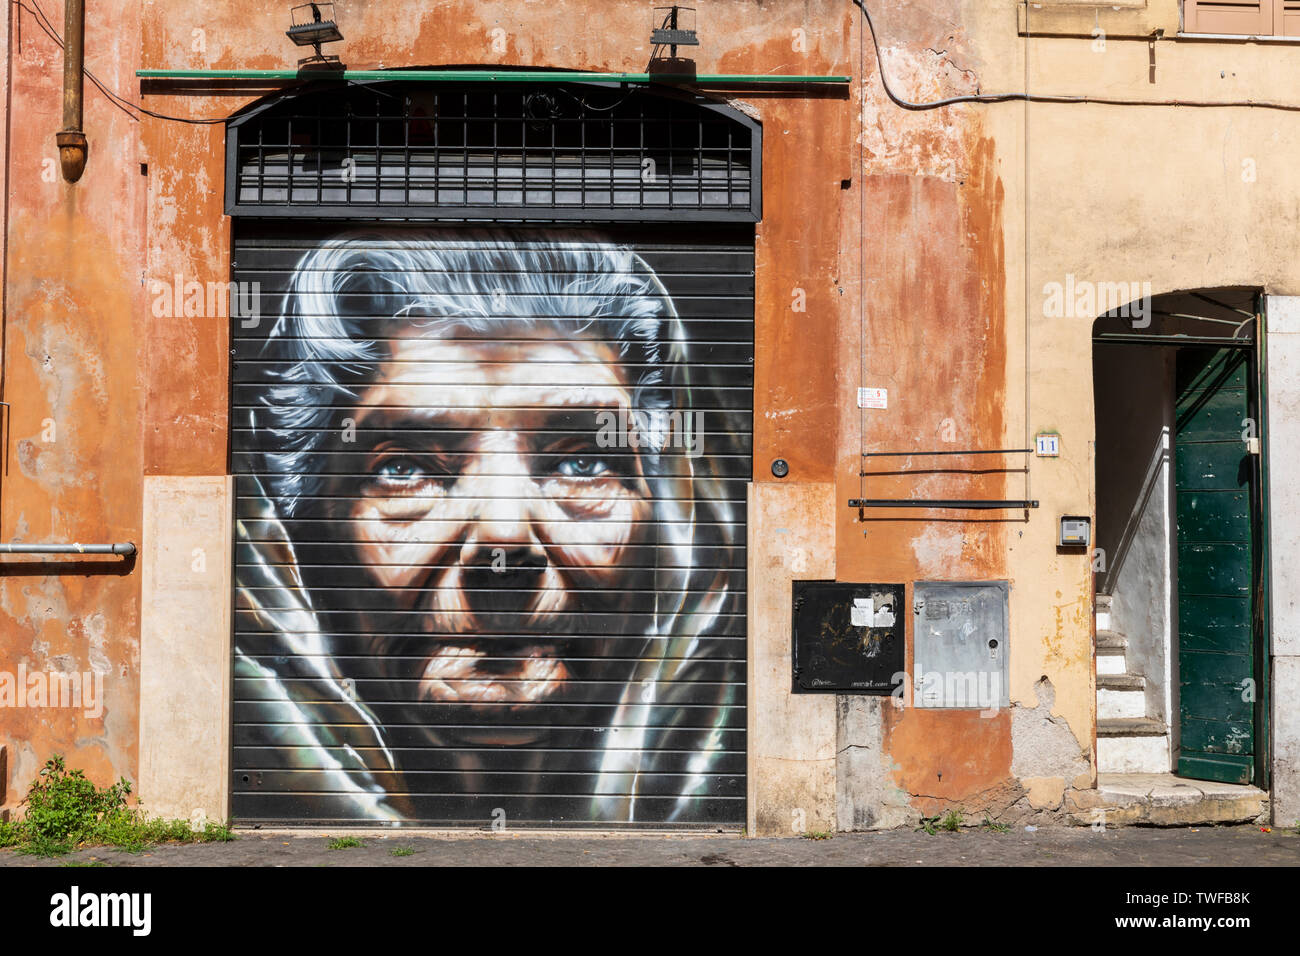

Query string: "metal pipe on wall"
[56, 0, 86, 182]
[0, 542, 135, 556]
[0, 6, 130, 567]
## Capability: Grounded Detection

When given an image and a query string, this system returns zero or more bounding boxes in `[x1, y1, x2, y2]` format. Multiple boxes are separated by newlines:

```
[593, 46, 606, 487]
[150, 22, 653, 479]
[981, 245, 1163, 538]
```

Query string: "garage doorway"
[224, 81, 759, 827]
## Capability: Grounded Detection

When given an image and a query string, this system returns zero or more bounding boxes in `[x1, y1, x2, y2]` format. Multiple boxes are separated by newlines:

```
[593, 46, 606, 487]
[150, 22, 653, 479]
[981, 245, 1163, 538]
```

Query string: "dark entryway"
[1093, 289, 1269, 786]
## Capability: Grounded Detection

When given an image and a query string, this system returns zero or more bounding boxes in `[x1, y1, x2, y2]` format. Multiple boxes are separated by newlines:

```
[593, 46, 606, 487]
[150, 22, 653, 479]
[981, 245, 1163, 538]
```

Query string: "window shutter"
[1184, 0, 1273, 34]
[1279, 0, 1300, 35]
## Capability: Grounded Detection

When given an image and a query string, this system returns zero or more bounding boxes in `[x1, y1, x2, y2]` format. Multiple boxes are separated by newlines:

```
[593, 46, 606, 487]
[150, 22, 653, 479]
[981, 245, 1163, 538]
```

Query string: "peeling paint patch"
[861, 45, 980, 181]
[911, 524, 964, 574]
[836, 697, 914, 829]
[1011, 676, 1091, 781]
[881, 704, 1015, 816]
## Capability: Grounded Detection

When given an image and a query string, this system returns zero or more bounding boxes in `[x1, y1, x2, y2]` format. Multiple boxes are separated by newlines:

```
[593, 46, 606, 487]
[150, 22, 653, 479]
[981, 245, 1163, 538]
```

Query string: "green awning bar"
[136, 68, 850, 85]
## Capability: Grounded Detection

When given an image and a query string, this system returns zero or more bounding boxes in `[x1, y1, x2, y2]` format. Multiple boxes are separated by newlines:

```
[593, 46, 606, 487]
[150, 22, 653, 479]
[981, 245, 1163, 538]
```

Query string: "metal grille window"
[227, 82, 760, 221]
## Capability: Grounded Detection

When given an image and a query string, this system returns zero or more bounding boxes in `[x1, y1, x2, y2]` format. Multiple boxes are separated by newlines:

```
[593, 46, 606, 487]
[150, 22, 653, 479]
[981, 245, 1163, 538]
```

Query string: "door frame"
[1254, 296, 1273, 790]
[1091, 290, 1272, 787]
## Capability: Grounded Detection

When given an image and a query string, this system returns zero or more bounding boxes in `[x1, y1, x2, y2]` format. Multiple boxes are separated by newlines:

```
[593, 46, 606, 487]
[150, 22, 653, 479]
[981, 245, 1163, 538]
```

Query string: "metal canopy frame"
[142, 68, 848, 84]
[224, 79, 762, 223]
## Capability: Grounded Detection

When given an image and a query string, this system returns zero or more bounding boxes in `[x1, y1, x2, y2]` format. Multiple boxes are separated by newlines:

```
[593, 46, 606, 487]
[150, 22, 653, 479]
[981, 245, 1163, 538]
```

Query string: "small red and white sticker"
[857, 387, 887, 409]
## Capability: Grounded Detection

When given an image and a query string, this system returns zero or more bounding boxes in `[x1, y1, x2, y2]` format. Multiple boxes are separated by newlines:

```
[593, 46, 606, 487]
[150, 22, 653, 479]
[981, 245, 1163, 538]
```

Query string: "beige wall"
[827, 0, 1295, 821]
[747, 483, 838, 837]
[138, 476, 232, 823]
[977, 0, 1295, 809]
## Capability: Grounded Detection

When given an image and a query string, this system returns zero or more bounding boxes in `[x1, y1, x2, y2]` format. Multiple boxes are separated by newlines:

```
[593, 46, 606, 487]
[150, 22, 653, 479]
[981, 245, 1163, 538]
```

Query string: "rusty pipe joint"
[57, 0, 86, 183]
[56, 130, 87, 183]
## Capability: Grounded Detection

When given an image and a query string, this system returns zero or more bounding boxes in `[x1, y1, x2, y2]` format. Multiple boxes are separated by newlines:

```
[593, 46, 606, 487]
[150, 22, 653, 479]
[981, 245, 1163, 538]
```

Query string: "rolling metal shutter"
[230, 223, 752, 827]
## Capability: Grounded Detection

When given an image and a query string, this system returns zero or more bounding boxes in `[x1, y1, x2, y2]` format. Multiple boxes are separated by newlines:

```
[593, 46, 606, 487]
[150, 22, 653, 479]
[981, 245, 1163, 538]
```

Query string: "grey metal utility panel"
[912, 581, 1010, 709]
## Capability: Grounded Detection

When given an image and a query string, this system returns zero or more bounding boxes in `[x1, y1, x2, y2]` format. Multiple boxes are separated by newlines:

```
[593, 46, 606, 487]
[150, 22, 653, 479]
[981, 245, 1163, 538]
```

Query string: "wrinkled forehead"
[379, 328, 629, 385]
[352, 328, 636, 429]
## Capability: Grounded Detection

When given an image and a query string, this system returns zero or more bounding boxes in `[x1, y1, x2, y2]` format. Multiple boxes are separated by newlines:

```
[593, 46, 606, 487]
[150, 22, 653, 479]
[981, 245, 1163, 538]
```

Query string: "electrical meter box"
[1059, 515, 1091, 548]
[791, 581, 905, 693]
[913, 581, 1010, 709]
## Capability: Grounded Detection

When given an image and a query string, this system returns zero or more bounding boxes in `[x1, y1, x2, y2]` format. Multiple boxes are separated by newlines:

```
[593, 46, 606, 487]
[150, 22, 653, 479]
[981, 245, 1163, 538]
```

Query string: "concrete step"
[1096, 629, 1127, 651]
[1099, 686, 1146, 720]
[1098, 716, 1169, 775]
[1097, 734, 1171, 774]
[1097, 652, 1126, 676]
[1096, 594, 1113, 632]
[1098, 717, 1167, 737]
[1071, 773, 1269, 827]
[1098, 673, 1145, 691]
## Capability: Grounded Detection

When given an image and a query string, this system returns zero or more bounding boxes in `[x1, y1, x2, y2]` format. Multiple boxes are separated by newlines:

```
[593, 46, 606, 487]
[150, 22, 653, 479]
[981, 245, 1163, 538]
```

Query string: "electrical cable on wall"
[850, 0, 1300, 113]
[1023, 0, 1032, 510]
[18, 0, 231, 124]
[857, 1, 867, 518]
[21, 0, 1300, 130]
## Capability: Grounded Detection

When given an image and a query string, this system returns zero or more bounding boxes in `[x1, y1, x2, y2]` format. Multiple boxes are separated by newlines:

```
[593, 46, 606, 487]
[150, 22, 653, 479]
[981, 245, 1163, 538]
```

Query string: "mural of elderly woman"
[233, 228, 749, 825]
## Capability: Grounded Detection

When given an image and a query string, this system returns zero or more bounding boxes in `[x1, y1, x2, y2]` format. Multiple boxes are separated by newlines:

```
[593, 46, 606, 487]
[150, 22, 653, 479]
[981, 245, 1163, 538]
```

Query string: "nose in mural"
[416, 444, 573, 708]
[456, 487, 551, 623]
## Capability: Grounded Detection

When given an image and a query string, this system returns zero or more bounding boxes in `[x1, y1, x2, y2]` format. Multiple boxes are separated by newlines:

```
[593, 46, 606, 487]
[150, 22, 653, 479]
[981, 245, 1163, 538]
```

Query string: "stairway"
[1095, 595, 1170, 773]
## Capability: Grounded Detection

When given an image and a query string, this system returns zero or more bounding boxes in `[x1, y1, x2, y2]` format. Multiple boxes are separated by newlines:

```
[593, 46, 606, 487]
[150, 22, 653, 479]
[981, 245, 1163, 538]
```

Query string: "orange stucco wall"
[0, 0, 146, 801]
[0, 0, 1078, 823]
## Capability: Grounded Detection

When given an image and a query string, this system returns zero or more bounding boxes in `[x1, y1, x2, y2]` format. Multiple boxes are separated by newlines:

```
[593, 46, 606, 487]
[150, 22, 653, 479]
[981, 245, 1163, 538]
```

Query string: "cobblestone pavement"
[2, 824, 1297, 866]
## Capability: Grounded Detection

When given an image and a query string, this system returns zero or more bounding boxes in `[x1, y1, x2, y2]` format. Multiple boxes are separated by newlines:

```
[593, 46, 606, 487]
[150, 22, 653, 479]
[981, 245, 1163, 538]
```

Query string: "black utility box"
[791, 581, 905, 693]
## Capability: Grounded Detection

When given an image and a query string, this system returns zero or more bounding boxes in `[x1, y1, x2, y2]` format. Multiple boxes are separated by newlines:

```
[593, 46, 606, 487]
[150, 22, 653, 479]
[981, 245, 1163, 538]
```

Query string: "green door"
[1174, 347, 1258, 785]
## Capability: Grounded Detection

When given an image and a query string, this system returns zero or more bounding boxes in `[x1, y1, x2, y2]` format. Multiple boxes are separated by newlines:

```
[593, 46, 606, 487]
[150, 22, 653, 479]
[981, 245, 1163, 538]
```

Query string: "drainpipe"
[0, 4, 126, 567]
[0, 542, 135, 556]
[0, 6, 125, 566]
[55, 0, 86, 183]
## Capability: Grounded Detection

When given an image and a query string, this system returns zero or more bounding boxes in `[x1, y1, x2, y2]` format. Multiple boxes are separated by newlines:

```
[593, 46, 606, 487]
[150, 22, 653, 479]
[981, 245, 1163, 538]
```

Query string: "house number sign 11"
[1035, 432, 1061, 457]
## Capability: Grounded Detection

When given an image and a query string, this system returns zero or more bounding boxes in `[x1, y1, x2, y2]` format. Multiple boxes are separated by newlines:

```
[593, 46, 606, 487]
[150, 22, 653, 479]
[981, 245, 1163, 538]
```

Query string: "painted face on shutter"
[336, 330, 657, 723]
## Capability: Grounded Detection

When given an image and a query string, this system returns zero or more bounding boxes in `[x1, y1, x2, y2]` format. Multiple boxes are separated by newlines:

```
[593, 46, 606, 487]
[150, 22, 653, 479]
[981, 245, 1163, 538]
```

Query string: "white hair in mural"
[259, 232, 687, 511]
[235, 228, 742, 824]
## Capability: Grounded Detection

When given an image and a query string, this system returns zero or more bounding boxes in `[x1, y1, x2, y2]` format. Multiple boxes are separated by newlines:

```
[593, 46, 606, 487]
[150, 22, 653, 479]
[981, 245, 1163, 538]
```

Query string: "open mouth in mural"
[417, 642, 571, 705]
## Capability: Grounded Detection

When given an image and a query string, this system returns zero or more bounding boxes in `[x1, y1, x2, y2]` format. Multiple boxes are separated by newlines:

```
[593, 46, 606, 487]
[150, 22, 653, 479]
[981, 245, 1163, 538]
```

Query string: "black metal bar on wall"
[848, 499, 1040, 509]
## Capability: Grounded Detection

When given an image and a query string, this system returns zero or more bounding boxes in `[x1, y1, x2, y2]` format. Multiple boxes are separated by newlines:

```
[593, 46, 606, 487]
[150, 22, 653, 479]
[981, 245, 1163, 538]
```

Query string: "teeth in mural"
[418, 646, 569, 704]
[518, 655, 568, 702]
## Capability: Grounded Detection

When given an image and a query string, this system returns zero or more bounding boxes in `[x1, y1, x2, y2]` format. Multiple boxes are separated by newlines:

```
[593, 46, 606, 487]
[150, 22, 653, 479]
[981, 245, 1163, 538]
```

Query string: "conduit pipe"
[56, 0, 87, 182]
[0, 542, 135, 556]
